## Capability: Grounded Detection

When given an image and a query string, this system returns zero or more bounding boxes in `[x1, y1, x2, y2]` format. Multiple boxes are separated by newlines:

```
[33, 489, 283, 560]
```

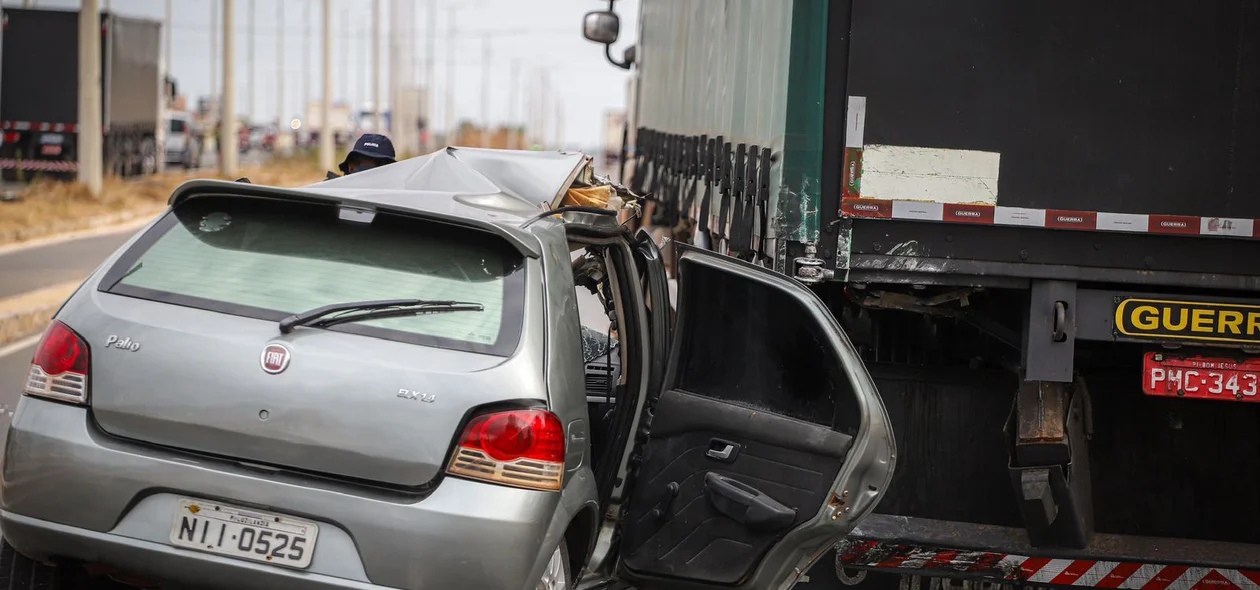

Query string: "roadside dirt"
[0, 157, 322, 247]
[0, 281, 79, 345]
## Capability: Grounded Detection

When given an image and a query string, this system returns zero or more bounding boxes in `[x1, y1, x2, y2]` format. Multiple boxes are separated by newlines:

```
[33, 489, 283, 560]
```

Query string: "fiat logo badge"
[260, 343, 291, 375]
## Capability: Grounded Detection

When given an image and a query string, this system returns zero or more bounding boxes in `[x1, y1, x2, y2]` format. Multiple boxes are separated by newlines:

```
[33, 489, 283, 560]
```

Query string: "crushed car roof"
[167, 147, 595, 259]
[313, 146, 589, 211]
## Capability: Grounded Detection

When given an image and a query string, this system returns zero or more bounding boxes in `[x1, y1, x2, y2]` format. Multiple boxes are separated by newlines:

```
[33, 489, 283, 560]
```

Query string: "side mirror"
[582, 11, 620, 45]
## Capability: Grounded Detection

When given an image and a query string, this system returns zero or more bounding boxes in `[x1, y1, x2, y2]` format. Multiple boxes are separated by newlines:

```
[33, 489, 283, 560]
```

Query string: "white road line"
[0, 333, 41, 359]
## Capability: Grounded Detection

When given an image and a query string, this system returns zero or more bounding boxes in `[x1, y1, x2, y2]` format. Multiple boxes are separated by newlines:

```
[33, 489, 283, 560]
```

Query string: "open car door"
[613, 246, 896, 590]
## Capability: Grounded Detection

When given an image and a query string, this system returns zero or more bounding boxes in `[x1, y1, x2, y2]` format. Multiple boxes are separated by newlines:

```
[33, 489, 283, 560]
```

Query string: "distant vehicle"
[354, 107, 392, 136]
[260, 126, 277, 151]
[164, 111, 201, 169]
[247, 126, 265, 151]
[1, 148, 895, 590]
[0, 8, 162, 181]
[305, 101, 355, 149]
[237, 126, 252, 153]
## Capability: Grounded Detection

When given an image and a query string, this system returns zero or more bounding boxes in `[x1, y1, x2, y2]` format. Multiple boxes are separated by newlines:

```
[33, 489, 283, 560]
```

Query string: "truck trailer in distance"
[0, 8, 162, 181]
[586, 0, 1260, 588]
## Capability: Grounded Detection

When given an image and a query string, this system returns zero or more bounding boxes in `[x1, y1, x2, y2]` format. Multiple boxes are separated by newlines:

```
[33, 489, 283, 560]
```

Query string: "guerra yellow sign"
[1115, 298, 1260, 344]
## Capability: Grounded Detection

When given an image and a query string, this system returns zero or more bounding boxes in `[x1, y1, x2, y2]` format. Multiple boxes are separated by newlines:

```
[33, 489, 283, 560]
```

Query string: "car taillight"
[446, 409, 565, 491]
[24, 320, 90, 405]
[3, 132, 19, 144]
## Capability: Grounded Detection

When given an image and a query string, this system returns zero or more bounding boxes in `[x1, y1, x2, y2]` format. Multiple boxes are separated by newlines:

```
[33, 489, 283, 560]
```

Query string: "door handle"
[706, 438, 740, 462]
[703, 472, 796, 532]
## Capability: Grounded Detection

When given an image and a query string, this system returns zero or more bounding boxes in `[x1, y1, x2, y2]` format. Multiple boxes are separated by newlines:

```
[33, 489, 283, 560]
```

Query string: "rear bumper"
[0, 397, 563, 590]
[836, 514, 1260, 584]
[1, 512, 383, 590]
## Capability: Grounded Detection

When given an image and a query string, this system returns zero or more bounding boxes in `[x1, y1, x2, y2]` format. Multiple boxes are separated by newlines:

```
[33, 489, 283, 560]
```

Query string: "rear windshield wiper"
[279, 298, 484, 334]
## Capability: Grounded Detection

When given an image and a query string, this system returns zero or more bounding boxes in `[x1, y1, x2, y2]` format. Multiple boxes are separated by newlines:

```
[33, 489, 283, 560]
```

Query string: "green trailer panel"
[634, 0, 827, 251]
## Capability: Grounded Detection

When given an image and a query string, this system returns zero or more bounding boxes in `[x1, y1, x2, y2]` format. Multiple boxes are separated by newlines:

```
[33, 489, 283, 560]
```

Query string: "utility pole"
[221, 0, 238, 177]
[341, 8, 350, 107]
[303, 3, 311, 139]
[277, 0, 285, 129]
[77, 0, 102, 195]
[372, 0, 382, 132]
[525, 70, 535, 147]
[248, 0, 255, 125]
[388, 0, 401, 146]
[540, 69, 551, 149]
[164, 0, 173, 89]
[210, 0, 218, 108]
[425, 0, 436, 150]
[360, 12, 368, 115]
[160, 0, 172, 174]
[445, 7, 456, 143]
[413, 0, 423, 153]
[480, 36, 491, 148]
[509, 59, 520, 149]
[555, 99, 564, 151]
[319, 0, 334, 173]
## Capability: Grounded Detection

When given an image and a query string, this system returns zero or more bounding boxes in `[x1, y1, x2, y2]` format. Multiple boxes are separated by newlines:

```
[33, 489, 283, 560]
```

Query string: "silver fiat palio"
[1, 147, 895, 590]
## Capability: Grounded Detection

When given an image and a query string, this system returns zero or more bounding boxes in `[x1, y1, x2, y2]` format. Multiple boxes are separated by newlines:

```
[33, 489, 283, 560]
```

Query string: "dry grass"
[0, 155, 322, 247]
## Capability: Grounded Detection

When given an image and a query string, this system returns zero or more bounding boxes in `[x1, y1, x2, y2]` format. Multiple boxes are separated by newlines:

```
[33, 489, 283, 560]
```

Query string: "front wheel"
[535, 543, 571, 590]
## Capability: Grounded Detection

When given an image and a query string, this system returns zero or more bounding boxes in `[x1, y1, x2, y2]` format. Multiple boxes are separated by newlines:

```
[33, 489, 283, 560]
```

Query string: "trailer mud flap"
[1005, 379, 1094, 549]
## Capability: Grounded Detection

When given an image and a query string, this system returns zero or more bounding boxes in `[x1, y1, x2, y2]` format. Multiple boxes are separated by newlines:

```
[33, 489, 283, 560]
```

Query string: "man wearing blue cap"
[336, 133, 396, 175]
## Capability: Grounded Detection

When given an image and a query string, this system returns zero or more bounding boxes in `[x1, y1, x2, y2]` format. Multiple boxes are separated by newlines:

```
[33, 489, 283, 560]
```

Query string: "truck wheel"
[139, 138, 157, 176]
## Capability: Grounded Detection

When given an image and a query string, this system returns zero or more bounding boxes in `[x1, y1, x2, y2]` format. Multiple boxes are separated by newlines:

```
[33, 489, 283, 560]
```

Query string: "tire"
[535, 542, 571, 590]
[0, 539, 62, 589]
[138, 138, 157, 177]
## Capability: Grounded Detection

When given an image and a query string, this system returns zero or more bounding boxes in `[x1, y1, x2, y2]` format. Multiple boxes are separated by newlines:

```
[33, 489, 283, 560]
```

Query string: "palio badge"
[1115, 298, 1260, 345]
[104, 335, 141, 351]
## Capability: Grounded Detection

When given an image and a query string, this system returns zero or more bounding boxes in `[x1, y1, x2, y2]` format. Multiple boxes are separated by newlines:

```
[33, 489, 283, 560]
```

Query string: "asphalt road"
[0, 231, 135, 299]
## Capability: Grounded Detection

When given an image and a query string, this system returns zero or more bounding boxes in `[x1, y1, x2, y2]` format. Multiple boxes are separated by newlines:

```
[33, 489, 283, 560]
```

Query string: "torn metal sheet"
[314, 147, 590, 210]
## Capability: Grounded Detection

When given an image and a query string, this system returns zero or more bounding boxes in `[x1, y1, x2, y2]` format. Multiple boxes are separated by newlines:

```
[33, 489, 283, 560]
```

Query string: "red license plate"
[1143, 352, 1260, 402]
[40, 144, 61, 156]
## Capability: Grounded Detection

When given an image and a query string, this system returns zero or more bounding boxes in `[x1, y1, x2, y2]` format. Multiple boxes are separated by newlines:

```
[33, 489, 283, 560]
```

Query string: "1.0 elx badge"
[260, 343, 291, 375]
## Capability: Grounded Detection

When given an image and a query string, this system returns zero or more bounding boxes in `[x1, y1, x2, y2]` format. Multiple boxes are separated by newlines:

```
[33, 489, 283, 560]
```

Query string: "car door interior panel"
[618, 250, 870, 586]
[621, 390, 850, 584]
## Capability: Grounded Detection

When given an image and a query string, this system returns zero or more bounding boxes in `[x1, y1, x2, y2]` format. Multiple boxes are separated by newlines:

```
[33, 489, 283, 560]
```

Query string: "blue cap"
[339, 133, 396, 172]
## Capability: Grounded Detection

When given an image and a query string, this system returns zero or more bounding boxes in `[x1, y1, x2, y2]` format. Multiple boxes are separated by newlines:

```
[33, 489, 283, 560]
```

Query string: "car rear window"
[169, 119, 187, 133]
[98, 194, 526, 356]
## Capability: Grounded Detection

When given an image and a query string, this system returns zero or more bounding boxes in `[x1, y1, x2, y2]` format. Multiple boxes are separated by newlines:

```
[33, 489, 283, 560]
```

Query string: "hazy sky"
[5, 0, 640, 148]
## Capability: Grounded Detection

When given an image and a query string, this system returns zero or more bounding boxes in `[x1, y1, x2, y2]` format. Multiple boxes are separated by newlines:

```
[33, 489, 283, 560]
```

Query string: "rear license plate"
[38, 134, 63, 145]
[168, 499, 319, 569]
[39, 144, 61, 156]
[1142, 352, 1260, 402]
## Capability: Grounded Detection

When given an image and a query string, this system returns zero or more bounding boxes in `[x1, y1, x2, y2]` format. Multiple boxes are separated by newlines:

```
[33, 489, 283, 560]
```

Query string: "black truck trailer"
[586, 0, 1260, 588]
[0, 8, 162, 181]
